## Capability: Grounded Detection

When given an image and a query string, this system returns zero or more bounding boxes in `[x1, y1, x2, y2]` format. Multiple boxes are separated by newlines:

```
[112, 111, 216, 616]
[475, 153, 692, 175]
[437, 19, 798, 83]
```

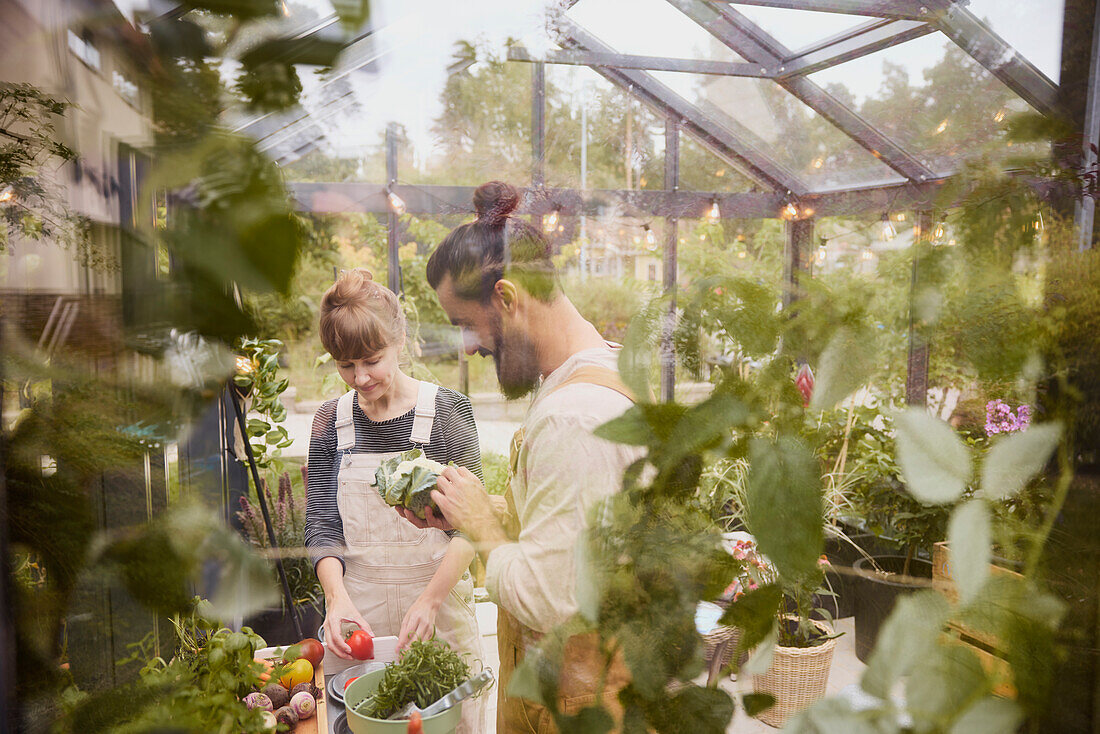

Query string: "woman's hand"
[323, 589, 374, 660]
[397, 593, 441, 651]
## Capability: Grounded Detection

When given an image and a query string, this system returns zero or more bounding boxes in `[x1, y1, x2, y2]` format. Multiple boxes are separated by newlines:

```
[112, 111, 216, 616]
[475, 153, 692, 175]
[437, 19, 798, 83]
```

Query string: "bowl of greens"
[344, 639, 472, 734]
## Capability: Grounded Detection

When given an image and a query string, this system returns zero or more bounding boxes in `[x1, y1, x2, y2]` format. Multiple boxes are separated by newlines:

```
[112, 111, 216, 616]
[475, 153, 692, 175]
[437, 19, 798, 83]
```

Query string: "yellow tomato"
[278, 658, 313, 689]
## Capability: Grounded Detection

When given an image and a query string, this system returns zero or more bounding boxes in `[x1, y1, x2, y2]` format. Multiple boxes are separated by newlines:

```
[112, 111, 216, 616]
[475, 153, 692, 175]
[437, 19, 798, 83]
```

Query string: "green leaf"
[809, 327, 879, 411]
[979, 422, 1062, 501]
[744, 436, 824, 581]
[905, 643, 989, 728]
[247, 418, 270, 434]
[593, 406, 655, 446]
[895, 408, 972, 504]
[331, 0, 371, 30]
[556, 706, 615, 734]
[861, 590, 950, 699]
[718, 584, 782, 652]
[741, 693, 775, 717]
[948, 696, 1024, 734]
[662, 394, 749, 459]
[947, 500, 991, 605]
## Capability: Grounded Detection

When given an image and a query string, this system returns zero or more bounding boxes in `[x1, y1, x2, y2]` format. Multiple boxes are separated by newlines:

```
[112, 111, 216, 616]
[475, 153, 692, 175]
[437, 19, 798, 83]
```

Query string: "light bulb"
[862, 249, 874, 261]
[544, 209, 559, 233]
[994, 108, 1006, 123]
[737, 251, 746, 259]
[386, 189, 406, 215]
[707, 199, 721, 222]
[933, 223, 945, 241]
[816, 245, 827, 262]
[802, 206, 814, 218]
[0, 186, 13, 203]
[644, 226, 655, 246]
[881, 215, 897, 242]
[811, 157, 824, 169]
[894, 212, 906, 222]
[783, 202, 798, 219]
[934, 119, 949, 135]
[633, 235, 642, 245]
[1035, 210, 1044, 233]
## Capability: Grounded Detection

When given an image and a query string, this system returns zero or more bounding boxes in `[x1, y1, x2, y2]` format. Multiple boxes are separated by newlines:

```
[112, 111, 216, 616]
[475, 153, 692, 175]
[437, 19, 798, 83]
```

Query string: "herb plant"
[356, 638, 472, 719]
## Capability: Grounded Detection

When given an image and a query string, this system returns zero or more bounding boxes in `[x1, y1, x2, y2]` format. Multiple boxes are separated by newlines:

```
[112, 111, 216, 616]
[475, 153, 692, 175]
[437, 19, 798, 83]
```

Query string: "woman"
[303, 268, 484, 732]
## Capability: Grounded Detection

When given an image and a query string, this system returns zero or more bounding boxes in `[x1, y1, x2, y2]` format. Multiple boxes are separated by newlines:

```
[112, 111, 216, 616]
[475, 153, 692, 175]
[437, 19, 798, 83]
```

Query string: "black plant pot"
[852, 555, 933, 663]
[244, 603, 324, 647]
[821, 533, 902, 620]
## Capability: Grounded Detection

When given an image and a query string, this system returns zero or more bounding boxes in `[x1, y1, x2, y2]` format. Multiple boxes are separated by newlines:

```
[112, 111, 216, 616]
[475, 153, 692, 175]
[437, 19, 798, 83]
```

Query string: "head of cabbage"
[375, 449, 449, 520]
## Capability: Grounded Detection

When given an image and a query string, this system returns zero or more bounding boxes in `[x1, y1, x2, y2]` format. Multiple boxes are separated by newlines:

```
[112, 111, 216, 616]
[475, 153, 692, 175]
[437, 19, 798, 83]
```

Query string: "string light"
[933, 221, 945, 241]
[706, 198, 721, 222]
[737, 251, 746, 259]
[816, 244, 827, 263]
[811, 157, 824, 169]
[894, 212, 906, 222]
[994, 108, 1006, 123]
[802, 206, 815, 218]
[861, 249, 874, 261]
[880, 214, 897, 242]
[934, 119, 949, 135]
[386, 187, 406, 215]
[1035, 209, 1045, 234]
[644, 224, 656, 246]
[783, 202, 799, 219]
[0, 186, 13, 204]
[544, 207, 560, 233]
[235, 355, 254, 374]
[715, 168, 726, 177]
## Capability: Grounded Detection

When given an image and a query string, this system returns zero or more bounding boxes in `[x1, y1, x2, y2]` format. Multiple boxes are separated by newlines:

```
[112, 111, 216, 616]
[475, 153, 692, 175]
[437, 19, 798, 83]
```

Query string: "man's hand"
[396, 504, 454, 531]
[432, 466, 508, 552]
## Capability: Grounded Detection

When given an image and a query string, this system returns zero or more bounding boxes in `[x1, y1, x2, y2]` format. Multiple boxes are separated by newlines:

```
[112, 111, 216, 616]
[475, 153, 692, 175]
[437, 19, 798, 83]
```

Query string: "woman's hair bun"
[473, 181, 520, 227]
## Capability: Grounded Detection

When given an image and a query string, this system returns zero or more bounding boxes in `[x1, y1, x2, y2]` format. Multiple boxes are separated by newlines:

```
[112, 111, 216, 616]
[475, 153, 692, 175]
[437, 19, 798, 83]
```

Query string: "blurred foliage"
[233, 337, 293, 470]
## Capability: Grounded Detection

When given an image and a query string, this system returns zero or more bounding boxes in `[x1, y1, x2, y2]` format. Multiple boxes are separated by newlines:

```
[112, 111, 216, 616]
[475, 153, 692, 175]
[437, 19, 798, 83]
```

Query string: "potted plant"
[845, 415, 950, 662]
[238, 471, 324, 644]
[740, 548, 840, 728]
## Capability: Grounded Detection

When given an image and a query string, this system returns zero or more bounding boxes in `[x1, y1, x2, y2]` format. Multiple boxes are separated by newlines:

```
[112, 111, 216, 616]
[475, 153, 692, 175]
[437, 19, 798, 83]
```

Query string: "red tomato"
[407, 711, 423, 734]
[343, 676, 360, 691]
[346, 629, 374, 660]
[284, 638, 325, 668]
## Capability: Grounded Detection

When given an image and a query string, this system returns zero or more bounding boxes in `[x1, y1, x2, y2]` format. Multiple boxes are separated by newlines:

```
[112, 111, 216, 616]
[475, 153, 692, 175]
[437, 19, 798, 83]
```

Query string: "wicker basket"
[703, 624, 741, 666]
[750, 617, 838, 728]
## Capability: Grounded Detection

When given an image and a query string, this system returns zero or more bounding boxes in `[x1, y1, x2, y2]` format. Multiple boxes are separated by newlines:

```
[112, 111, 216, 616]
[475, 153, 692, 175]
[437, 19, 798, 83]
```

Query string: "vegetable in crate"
[357, 638, 472, 719]
[375, 449, 451, 520]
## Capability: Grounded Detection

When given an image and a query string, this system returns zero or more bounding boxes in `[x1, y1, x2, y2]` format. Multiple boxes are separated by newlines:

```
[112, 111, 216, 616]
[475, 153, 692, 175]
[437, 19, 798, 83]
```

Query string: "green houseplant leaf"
[809, 326, 879, 411]
[895, 408, 972, 504]
[861, 590, 950, 699]
[744, 436, 824, 581]
[979, 422, 1062, 501]
[947, 500, 992, 604]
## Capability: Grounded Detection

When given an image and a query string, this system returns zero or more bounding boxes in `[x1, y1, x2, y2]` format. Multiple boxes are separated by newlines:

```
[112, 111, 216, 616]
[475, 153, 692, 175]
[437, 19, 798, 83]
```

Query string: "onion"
[243, 692, 273, 711]
[259, 710, 277, 732]
[290, 690, 316, 719]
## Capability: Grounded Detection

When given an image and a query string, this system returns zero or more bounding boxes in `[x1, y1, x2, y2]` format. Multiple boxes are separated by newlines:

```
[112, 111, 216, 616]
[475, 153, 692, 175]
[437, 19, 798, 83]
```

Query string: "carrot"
[407, 711, 423, 734]
[254, 656, 274, 684]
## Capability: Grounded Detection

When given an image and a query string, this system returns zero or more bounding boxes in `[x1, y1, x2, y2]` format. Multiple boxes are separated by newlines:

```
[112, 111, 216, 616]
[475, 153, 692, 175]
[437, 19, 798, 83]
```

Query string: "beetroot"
[275, 706, 299, 728]
[262, 683, 289, 709]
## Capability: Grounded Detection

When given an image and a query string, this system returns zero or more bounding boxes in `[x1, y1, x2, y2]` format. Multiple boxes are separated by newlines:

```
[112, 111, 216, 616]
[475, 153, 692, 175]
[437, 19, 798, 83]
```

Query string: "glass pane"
[568, 0, 744, 61]
[809, 33, 1044, 176]
[650, 71, 905, 192]
[678, 136, 757, 193]
[545, 65, 665, 191]
[966, 0, 1065, 83]
[728, 4, 877, 51]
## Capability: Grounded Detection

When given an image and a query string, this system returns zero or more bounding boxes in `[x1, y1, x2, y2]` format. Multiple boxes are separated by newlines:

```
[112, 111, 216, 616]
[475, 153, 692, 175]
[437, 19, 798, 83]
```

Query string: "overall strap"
[409, 381, 440, 445]
[547, 365, 636, 403]
[335, 390, 357, 451]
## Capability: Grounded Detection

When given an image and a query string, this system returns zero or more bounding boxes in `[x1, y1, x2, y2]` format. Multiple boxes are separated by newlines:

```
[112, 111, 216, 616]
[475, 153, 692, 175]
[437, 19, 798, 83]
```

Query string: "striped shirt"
[304, 386, 482, 571]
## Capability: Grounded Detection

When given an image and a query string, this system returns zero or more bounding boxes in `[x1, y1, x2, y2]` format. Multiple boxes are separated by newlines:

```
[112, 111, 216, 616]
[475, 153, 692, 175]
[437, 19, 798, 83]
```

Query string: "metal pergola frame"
[255, 0, 1096, 401]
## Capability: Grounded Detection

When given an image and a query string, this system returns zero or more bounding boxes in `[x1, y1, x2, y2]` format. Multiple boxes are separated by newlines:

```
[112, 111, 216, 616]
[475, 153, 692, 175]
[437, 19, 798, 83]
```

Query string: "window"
[648, 263, 658, 281]
[68, 29, 100, 71]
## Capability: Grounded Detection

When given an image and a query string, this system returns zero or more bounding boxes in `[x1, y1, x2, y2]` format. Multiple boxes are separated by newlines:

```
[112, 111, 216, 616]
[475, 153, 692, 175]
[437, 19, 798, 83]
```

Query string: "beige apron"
[321, 382, 485, 734]
[494, 366, 636, 734]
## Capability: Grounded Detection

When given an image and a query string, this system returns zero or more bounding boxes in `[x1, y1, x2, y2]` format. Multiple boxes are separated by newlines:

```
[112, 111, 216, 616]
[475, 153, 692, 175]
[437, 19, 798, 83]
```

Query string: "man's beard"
[491, 315, 541, 400]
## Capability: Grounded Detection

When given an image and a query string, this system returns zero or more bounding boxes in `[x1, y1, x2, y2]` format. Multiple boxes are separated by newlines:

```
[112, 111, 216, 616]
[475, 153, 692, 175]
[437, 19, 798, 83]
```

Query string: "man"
[401, 181, 644, 732]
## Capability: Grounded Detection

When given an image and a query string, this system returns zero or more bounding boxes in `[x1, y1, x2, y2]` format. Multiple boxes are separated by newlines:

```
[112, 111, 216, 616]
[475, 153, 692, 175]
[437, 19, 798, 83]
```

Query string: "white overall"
[321, 382, 485, 733]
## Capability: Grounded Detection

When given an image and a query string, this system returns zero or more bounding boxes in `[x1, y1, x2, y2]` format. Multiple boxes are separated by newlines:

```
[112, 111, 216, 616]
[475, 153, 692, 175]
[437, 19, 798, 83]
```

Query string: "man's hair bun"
[473, 181, 520, 227]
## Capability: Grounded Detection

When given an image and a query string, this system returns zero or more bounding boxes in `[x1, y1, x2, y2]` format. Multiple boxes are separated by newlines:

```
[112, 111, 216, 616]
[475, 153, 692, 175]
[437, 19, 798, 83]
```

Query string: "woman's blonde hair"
[319, 268, 406, 360]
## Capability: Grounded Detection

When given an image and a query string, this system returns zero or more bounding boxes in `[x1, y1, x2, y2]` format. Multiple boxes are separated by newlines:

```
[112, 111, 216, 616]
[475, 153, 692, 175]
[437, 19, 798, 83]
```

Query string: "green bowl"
[344, 669, 461, 734]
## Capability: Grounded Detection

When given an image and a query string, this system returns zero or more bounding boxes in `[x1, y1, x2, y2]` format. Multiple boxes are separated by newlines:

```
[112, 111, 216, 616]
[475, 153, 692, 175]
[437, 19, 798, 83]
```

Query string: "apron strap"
[335, 390, 357, 451]
[409, 381, 439, 446]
